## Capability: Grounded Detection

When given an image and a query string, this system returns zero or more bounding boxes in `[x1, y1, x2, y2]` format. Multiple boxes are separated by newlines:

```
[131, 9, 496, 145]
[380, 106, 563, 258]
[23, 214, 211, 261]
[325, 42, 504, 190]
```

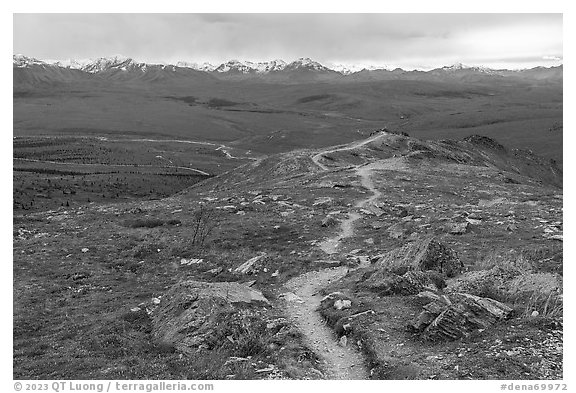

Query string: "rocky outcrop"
[151, 280, 269, 354]
[374, 237, 464, 277]
[409, 291, 513, 341]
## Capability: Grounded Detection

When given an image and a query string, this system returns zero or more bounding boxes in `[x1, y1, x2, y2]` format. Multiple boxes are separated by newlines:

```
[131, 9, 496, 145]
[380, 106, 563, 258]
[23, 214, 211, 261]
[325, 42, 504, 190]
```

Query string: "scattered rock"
[360, 209, 374, 216]
[339, 336, 348, 347]
[313, 197, 334, 208]
[81, 248, 89, 253]
[387, 223, 409, 239]
[367, 205, 385, 217]
[396, 206, 409, 218]
[466, 218, 482, 225]
[180, 258, 203, 266]
[445, 222, 470, 235]
[280, 292, 303, 302]
[478, 197, 506, 207]
[205, 267, 223, 275]
[506, 223, 518, 232]
[235, 253, 267, 274]
[371, 221, 385, 229]
[321, 216, 337, 227]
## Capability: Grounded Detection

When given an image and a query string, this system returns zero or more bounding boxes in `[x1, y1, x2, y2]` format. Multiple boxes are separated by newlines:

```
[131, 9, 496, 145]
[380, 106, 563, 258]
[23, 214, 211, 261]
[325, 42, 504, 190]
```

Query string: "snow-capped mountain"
[329, 63, 389, 75]
[213, 59, 289, 74]
[13, 54, 47, 68]
[13, 54, 563, 85]
[81, 55, 139, 73]
[214, 60, 256, 74]
[43, 58, 93, 70]
[176, 61, 216, 72]
[284, 57, 332, 72]
[434, 63, 497, 75]
[254, 59, 288, 73]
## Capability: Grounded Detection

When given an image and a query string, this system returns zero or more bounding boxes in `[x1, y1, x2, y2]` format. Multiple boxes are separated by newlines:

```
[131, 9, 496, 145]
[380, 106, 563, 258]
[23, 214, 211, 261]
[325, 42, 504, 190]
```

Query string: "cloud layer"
[13, 13, 563, 69]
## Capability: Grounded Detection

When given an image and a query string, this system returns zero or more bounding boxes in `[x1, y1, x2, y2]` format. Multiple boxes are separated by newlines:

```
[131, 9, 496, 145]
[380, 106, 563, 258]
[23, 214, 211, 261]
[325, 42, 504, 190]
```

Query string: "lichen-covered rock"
[409, 292, 513, 341]
[374, 237, 464, 277]
[151, 280, 269, 354]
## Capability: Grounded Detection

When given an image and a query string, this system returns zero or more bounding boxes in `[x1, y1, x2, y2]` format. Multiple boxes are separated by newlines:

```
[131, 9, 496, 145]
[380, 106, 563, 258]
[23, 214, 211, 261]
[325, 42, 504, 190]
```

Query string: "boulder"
[409, 292, 513, 341]
[152, 280, 269, 354]
[374, 237, 464, 277]
[334, 299, 352, 310]
[361, 269, 446, 296]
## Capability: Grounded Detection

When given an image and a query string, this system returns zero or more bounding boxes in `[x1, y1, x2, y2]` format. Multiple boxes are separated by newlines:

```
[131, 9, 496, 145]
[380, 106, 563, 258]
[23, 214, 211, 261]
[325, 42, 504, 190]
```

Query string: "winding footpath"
[282, 133, 387, 379]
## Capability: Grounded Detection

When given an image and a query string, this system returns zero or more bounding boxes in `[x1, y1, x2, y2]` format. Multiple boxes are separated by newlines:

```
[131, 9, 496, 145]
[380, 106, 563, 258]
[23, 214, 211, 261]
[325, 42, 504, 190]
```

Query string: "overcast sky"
[13, 13, 563, 70]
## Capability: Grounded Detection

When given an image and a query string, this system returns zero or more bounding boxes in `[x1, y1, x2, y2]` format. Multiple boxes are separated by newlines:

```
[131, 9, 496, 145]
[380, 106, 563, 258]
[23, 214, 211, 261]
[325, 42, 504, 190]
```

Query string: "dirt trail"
[315, 133, 386, 254]
[311, 132, 384, 171]
[283, 266, 369, 379]
[281, 134, 388, 379]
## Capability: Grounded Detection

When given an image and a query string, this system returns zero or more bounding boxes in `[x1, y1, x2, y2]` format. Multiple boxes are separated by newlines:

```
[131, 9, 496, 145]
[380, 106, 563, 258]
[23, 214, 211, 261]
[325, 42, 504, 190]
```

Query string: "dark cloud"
[13, 13, 562, 69]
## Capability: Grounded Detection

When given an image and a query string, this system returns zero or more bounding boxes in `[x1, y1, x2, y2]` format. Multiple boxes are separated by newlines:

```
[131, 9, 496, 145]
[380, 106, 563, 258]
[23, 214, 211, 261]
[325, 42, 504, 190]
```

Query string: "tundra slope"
[13, 131, 562, 379]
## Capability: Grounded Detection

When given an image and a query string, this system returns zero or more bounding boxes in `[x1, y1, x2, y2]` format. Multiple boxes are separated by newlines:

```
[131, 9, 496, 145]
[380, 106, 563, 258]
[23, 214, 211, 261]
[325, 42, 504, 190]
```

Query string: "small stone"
[531, 310, 540, 318]
[81, 248, 89, 253]
[339, 336, 348, 347]
[334, 299, 352, 310]
[152, 297, 161, 305]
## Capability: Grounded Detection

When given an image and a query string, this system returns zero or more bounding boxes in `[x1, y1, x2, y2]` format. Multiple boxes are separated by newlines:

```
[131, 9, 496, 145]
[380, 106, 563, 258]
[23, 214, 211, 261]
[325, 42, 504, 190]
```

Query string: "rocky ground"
[13, 131, 563, 379]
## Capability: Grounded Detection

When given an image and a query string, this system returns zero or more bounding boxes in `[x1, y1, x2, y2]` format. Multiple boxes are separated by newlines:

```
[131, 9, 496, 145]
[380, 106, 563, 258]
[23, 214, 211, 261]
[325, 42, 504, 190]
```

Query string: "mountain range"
[13, 54, 563, 85]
